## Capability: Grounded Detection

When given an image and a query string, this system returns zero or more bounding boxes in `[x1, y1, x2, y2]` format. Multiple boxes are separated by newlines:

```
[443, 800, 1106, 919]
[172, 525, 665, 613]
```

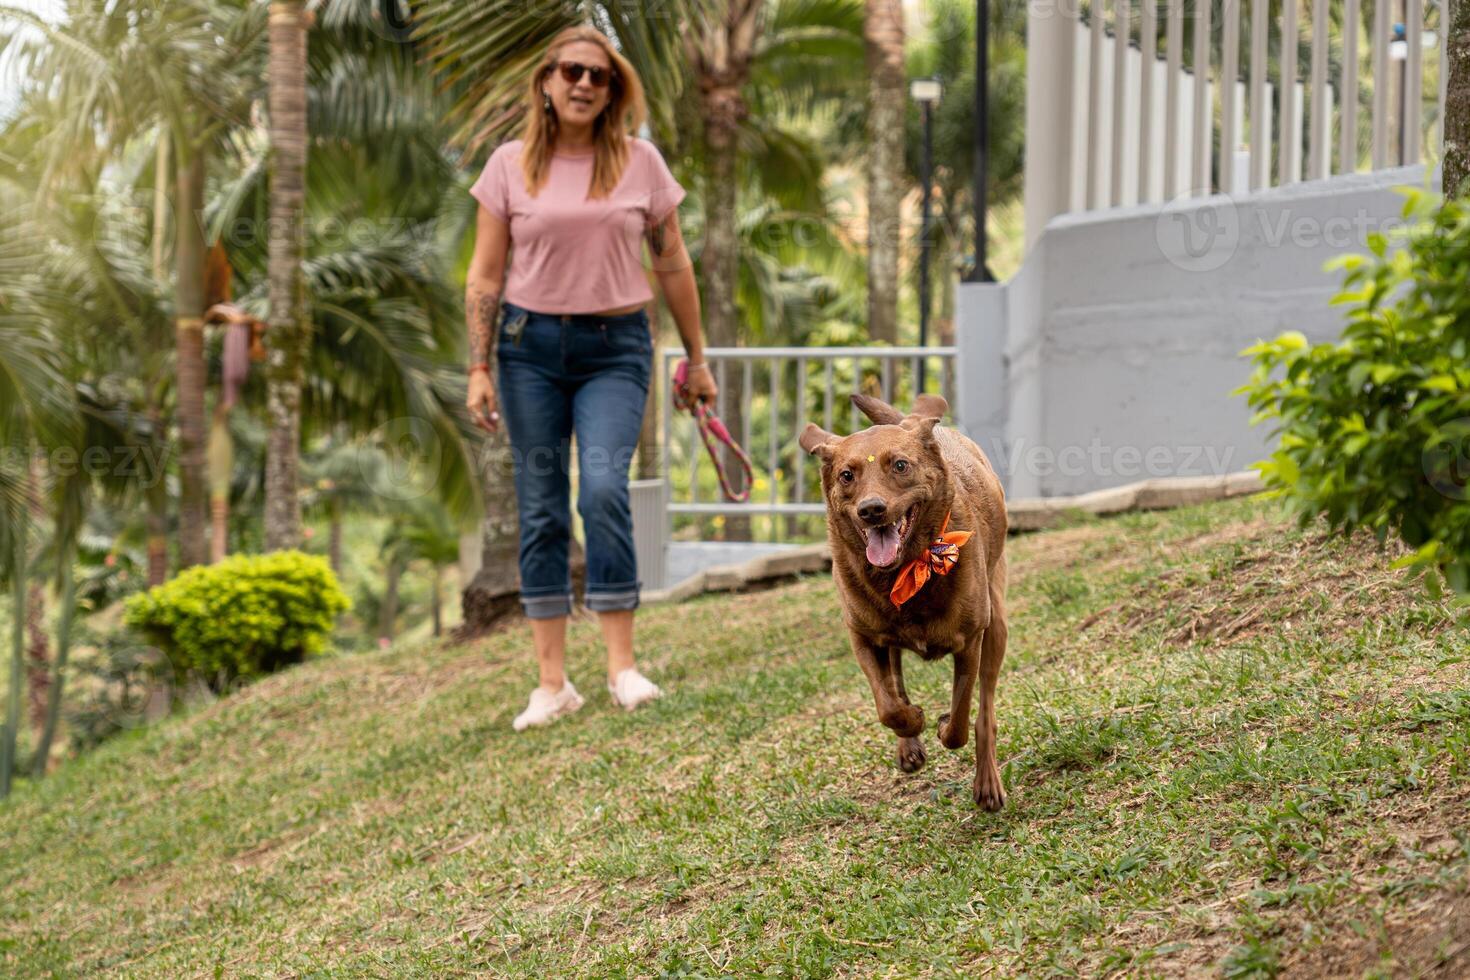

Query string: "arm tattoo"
[466, 285, 500, 369]
[648, 219, 668, 259]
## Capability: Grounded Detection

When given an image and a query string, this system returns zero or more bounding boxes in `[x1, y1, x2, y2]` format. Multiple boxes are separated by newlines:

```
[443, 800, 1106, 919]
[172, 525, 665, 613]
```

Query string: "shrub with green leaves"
[124, 551, 350, 689]
[1237, 189, 1470, 598]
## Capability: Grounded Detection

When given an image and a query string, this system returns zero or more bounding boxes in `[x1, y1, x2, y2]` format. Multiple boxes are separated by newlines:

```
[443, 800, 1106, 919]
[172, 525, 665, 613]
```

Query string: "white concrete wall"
[955, 165, 1436, 499]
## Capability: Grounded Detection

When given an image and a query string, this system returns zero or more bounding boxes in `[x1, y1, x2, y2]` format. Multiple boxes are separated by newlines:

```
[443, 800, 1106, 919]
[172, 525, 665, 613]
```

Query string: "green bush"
[124, 551, 350, 689]
[1237, 189, 1470, 599]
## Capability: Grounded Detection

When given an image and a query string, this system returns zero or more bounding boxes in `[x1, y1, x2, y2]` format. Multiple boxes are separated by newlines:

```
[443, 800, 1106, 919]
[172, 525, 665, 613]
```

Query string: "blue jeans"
[495, 300, 652, 619]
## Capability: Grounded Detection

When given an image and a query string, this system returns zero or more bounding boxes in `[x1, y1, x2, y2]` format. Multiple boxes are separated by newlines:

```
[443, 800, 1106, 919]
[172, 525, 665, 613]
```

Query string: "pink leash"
[672, 359, 755, 503]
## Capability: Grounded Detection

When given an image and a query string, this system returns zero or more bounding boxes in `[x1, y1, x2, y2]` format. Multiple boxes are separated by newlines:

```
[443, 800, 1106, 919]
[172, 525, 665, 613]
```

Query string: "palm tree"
[174, 139, 211, 570]
[264, 0, 310, 551]
[681, 1, 764, 539]
[0, 463, 28, 798]
[0, 195, 80, 797]
[0, 103, 192, 781]
[683, 0, 865, 537]
[1447, 0, 1470, 195]
[0, 3, 492, 779]
[684, 0, 765, 356]
[864, 0, 903, 344]
[0, 0, 270, 572]
[198, 6, 486, 540]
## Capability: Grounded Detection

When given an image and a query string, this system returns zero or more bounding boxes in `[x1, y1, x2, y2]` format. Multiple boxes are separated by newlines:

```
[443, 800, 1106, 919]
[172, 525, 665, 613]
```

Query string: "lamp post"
[967, 0, 995, 284]
[911, 75, 941, 391]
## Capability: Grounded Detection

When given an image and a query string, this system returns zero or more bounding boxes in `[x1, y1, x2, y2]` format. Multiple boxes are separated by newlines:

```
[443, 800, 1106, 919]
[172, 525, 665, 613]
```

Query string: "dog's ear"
[901, 415, 941, 444]
[798, 422, 838, 461]
[899, 394, 947, 444]
[909, 393, 948, 420]
[851, 393, 903, 425]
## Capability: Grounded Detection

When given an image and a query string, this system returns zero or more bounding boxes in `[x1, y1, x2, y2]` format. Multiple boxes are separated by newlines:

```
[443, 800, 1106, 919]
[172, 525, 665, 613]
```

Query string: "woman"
[465, 26, 718, 731]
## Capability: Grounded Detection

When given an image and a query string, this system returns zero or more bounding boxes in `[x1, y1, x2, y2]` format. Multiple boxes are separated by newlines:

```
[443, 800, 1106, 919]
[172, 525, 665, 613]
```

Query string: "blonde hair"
[518, 25, 648, 200]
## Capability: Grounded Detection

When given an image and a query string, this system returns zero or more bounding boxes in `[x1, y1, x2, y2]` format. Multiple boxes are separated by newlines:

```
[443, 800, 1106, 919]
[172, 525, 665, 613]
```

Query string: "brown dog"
[799, 393, 1009, 810]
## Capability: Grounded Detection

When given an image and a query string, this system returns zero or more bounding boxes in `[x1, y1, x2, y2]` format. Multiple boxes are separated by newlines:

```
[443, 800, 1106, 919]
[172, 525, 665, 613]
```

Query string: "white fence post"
[1024, 0, 1079, 248]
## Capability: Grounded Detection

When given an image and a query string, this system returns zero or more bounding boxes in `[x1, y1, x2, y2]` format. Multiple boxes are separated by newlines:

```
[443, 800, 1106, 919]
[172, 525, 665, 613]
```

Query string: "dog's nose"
[857, 497, 888, 524]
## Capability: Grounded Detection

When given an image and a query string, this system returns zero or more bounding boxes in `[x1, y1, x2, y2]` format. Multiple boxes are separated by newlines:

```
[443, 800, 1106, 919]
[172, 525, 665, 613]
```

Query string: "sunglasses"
[554, 59, 615, 88]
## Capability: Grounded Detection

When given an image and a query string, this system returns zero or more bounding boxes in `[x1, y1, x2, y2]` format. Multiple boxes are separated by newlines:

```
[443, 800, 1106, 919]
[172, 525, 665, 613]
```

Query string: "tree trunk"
[175, 142, 210, 570]
[431, 565, 442, 638]
[1, 508, 26, 799]
[638, 299, 663, 482]
[152, 128, 170, 283]
[379, 556, 402, 645]
[264, 0, 310, 553]
[143, 405, 169, 585]
[24, 581, 48, 746]
[689, 1, 761, 542]
[457, 438, 593, 637]
[146, 476, 169, 588]
[865, 0, 905, 345]
[703, 90, 750, 541]
[207, 405, 232, 562]
[1447, 0, 1470, 196]
[328, 498, 343, 576]
[32, 556, 76, 778]
[938, 199, 958, 347]
[458, 434, 522, 637]
[24, 453, 48, 746]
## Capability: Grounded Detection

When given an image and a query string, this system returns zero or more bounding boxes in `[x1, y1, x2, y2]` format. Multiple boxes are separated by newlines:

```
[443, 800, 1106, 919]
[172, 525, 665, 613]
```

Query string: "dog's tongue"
[866, 524, 902, 566]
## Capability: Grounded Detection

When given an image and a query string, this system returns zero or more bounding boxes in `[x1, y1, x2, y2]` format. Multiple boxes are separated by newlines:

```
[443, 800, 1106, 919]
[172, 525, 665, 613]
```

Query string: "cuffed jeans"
[495, 300, 651, 619]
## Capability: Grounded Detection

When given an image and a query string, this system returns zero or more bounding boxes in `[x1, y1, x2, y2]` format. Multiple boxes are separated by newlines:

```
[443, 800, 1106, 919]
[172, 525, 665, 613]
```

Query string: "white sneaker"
[511, 680, 585, 732]
[608, 668, 662, 711]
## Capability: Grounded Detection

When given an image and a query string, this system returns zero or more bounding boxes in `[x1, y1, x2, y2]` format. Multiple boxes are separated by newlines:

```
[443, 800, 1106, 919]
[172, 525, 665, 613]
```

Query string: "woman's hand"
[467, 367, 500, 433]
[684, 361, 718, 408]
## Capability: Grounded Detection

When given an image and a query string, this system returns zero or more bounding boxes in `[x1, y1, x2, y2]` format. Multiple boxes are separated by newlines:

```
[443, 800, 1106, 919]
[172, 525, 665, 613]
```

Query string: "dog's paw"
[937, 712, 969, 750]
[973, 763, 1007, 812]
[896, 736, 927, 773]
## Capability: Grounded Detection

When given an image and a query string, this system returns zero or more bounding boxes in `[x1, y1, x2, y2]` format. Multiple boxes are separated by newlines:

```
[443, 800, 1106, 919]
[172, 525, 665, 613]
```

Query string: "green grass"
[3, 495, 1469, 977]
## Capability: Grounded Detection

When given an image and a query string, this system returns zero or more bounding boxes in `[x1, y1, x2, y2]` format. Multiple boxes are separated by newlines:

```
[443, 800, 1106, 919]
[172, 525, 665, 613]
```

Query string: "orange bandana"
[890, 511, 972, 607]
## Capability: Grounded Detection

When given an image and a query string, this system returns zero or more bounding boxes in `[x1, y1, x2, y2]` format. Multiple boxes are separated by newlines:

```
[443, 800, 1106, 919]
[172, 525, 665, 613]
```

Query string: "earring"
[542, 91, 553, 114]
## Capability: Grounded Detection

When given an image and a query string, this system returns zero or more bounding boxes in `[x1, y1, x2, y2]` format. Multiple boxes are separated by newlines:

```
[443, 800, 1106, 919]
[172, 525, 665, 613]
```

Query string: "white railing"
[659, 347, 958, 541]
[1027, 0, 1445, 242]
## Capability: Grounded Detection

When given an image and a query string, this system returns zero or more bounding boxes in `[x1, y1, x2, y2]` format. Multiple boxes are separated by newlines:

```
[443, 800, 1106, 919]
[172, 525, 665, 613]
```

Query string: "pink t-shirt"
[470, 137, 686, 314]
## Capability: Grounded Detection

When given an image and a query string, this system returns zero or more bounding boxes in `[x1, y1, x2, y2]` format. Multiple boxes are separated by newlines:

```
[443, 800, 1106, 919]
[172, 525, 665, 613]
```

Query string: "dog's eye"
[838, 469, 854, 485]
[894, 459, 909, 473]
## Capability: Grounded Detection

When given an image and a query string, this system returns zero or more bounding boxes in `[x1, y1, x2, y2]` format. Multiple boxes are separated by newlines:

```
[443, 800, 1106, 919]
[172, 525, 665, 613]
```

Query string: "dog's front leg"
[973, 570, 1009, 812]
[849, 633, 925, 739]
[884, 647, 927, 773]
[937, 633, 979, 751]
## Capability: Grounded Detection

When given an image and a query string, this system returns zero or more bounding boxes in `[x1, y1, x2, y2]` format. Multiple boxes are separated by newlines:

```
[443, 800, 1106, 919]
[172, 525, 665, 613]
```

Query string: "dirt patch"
[1079, 527, 1451, 647]
[1284, 885, 1470, 977]
[1274, 777, 1470, 976]
[1093, 747, 1470, 977]
[1009, 524, 1115, 576]
[1010, 517, 1282, 605]
[1160, 515, 1277, 557]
